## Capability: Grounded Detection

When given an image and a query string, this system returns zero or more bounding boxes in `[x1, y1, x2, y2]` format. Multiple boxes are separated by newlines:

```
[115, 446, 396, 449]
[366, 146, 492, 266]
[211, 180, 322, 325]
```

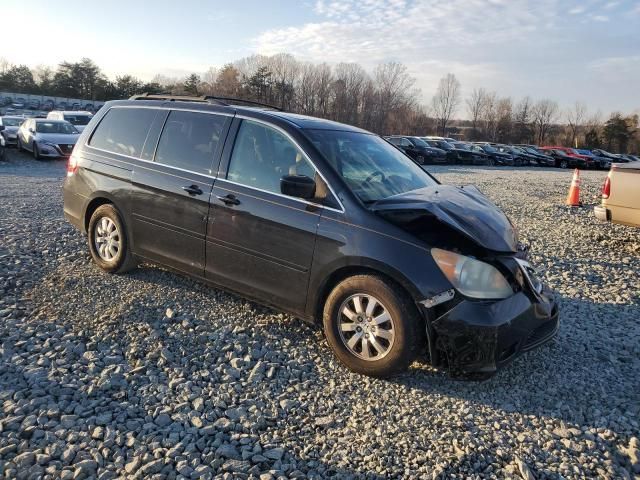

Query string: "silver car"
[47, 111, 93, 133]
[17, 119, 80, 159]
[0, 116, 24, 146]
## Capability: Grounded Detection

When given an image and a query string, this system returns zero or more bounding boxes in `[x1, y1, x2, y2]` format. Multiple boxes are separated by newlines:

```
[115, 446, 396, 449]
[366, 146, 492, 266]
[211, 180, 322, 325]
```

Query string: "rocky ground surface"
[0, 150, 638, 479]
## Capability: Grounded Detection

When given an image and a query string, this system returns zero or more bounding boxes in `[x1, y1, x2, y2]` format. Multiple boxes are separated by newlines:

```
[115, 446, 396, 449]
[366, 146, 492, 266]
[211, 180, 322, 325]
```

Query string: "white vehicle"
[47, 111, 93, 133]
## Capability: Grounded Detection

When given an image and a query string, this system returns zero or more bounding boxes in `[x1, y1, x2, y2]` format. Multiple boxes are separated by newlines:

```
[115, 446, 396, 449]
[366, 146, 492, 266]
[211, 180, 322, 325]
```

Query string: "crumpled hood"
[371, 184, 518, 253]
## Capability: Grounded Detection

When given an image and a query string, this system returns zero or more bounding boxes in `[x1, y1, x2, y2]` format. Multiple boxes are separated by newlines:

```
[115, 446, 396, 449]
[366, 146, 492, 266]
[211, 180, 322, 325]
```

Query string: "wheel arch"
[310, 261, 423, 325]
[83, 192, 120, 231]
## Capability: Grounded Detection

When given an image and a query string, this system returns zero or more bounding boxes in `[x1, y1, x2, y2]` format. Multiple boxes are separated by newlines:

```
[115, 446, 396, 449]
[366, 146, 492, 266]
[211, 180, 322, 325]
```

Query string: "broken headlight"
[431, 248, 513, 299]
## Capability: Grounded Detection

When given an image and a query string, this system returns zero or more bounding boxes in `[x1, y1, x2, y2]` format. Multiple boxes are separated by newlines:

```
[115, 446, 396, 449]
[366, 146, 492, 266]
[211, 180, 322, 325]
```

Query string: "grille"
[58, 144, 74, 153]
[524, 315, 558, 349]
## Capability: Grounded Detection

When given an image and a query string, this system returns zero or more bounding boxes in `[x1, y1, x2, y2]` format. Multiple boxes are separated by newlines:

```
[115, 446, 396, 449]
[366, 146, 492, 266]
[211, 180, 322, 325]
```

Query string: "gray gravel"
[1, 150, 638, 479]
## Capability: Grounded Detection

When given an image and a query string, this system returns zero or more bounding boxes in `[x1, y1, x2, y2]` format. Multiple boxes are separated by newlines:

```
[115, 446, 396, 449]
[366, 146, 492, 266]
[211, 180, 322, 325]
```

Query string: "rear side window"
[89, 107, 157, 158]
[154, 111, 227, 175]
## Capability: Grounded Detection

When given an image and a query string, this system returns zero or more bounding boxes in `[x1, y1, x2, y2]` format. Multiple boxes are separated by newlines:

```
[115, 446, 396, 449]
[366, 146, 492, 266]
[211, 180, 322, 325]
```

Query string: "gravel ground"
[0, 149, 638, 480]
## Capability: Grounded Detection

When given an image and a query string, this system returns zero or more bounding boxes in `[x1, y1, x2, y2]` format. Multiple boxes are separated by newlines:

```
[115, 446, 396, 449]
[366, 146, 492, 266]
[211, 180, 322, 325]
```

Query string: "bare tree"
[513, 96, 533, 143]
[372, 62, 416, 133]
[0, 57, 9, 74]
[495, 97, 514, 143]
[332, 63, 368, 125]
[466, 87, 487, 138]
[566, 101, 587, 147]
[268, 53, 300, 110]
[532, 99, 559, 145]
[200, 67, 219, 95]
[432, 73, 461, 136]
[480, 91, 498, 140]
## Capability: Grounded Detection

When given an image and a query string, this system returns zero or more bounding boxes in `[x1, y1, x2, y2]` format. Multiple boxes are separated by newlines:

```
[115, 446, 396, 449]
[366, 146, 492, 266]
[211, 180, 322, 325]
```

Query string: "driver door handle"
[216, 194, 241, 206]
[182, 185, 203, 196]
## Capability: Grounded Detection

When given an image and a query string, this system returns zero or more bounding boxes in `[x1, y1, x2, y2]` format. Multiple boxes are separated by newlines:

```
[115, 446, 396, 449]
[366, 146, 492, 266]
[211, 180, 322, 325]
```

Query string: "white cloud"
[250, 0, 638, 115]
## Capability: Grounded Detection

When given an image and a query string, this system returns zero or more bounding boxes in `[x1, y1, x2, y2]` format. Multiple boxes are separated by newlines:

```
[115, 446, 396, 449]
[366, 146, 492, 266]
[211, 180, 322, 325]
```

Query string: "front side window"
[155, 111, 227, 174]
[305, 129, 438, 204]
[89, 107, 157, 158]
[227, 120, 316, 194]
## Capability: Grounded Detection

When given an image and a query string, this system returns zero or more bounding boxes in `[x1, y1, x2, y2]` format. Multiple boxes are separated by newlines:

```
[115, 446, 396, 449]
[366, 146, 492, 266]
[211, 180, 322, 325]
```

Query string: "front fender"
[306, 211, 453, 318]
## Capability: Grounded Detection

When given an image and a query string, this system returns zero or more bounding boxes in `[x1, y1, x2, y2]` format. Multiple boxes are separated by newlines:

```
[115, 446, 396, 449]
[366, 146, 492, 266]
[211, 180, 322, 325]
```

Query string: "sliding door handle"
[216, 194, 241, 206]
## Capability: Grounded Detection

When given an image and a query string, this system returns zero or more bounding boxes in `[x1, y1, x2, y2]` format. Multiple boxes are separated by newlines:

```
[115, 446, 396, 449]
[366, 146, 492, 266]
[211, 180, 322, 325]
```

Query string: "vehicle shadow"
[389, 293, 638, 477]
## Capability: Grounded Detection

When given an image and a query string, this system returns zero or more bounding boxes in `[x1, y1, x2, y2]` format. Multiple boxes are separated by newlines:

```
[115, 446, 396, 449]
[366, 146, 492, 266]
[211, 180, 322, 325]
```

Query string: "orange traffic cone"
[566, 169, 581, 206]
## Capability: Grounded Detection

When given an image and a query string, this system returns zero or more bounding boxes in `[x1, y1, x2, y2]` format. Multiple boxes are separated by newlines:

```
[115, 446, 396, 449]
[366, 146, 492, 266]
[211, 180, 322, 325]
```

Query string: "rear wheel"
[323, 275, 423, 377]
[559, 159, 568, 169]
[87, 204, 137, 274]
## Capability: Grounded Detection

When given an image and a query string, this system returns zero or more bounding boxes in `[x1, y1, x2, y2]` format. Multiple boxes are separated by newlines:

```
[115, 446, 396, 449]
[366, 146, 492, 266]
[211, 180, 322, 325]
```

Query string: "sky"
[1, 0, 639, 117]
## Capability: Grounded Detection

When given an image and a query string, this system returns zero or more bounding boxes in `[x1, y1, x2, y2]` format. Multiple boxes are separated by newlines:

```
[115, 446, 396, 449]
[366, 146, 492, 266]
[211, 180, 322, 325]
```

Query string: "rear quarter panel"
[605, 166, 640, 227]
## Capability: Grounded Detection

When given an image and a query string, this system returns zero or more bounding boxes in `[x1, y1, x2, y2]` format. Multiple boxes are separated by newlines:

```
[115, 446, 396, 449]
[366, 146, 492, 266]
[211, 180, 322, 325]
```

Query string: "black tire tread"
[87, 204, 137, 274]
[322, 274, 424, 377]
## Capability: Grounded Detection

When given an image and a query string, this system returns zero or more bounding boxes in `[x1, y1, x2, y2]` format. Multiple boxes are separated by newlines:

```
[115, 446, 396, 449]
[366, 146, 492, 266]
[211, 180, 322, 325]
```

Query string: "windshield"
[305, 129, 438, 204]
[409, 137, 429, 147]
[2, 117, 23, 127]
[554, 150, 568, 157]
[63, 114, 92, 126]
[524, 147, 538, 154]
[481, 145, 496, 153]
[36, 122, 78, 134]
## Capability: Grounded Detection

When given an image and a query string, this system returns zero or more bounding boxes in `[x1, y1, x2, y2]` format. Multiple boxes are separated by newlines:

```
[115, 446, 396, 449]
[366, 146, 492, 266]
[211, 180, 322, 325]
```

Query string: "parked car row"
[1, 96, 99, 113]
[0, 110, 91, 160]
[384, 135, 636, 170]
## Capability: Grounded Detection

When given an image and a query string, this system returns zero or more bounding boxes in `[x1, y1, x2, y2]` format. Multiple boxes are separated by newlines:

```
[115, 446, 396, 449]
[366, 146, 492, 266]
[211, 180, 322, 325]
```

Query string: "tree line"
[0, 55, 637, 153]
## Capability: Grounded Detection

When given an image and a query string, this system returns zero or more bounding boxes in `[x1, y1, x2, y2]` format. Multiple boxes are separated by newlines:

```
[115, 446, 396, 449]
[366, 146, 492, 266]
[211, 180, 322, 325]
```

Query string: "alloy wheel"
[338, 294, 395, 361]
[93, 217, 121, 262]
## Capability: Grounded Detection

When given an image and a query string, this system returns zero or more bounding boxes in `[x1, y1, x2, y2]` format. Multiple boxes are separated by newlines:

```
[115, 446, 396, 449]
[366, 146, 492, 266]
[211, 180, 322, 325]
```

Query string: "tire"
[17, 138, 23, 152]
[323, 275, 424, 377]
[33, 143, 41, 160]
[87, 204, 137, 274]
[560, 159, 568, 169]
[487, 158, 495, 167]
[417, 155, 425, 165]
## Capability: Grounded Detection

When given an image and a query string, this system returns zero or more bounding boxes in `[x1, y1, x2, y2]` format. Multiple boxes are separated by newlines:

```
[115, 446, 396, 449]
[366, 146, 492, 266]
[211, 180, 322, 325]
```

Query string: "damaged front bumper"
[424, 261, 559, 376]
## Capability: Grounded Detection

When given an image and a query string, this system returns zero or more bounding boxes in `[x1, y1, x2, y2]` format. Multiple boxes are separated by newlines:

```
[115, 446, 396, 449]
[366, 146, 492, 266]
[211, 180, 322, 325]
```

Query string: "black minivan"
[63, 95, 559, 378]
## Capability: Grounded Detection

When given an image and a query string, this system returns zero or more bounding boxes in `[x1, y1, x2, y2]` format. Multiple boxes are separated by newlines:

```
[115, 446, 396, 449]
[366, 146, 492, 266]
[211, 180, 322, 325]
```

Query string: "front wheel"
[17, 138, 23, 152]
[87, 204, 137, 273]
[417, 155, 425, 165]
[33, 143, 41, 160]
[559, 159, 568, 169]
[323, 275, 424, 377]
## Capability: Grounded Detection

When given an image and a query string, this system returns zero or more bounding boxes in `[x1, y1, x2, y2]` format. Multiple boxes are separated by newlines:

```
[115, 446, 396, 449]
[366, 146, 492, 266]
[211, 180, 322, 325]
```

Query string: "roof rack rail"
[204, 96, 282, 111]
[129, 93, 282, 111]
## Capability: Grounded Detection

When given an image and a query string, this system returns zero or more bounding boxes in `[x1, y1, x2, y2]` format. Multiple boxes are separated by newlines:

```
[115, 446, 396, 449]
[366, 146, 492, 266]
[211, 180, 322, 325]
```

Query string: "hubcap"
[338, 294, 395, 361]
[94, 217, 121, 262]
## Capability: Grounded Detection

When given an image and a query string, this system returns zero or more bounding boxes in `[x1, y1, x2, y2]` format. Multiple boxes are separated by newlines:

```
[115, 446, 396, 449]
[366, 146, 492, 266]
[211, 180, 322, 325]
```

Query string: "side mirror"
[29, 127, 35, 134]
[280, 174, 316, 200]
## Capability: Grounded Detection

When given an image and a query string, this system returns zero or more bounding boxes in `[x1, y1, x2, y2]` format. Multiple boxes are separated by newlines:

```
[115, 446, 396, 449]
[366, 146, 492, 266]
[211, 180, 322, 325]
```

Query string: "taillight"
[602, 176, 611, 199]
[67, 155, 78, 177]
